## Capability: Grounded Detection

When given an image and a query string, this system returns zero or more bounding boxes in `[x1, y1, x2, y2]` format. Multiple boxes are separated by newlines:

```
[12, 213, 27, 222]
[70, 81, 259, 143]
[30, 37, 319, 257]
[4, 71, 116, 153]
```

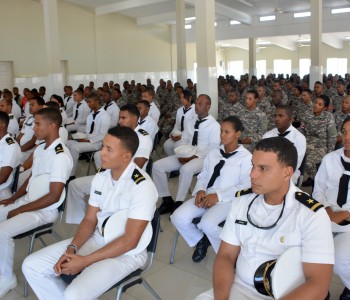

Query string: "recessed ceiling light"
[214, 22, 217, 27]
[230, 20, 241, 25]
[256, 41, 271, 45]
[260, 15, 276, 22]
[294, 12, 311, 18]
[185, 17, 196, 21]
[331, 7, 350, 14]
[345, 36, 350, 40]
[185, 24, 192, 30]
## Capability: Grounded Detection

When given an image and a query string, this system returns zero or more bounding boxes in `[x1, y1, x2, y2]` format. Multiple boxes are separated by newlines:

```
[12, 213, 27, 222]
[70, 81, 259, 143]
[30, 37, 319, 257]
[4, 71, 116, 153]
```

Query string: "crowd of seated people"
[0, 71, 350, 299]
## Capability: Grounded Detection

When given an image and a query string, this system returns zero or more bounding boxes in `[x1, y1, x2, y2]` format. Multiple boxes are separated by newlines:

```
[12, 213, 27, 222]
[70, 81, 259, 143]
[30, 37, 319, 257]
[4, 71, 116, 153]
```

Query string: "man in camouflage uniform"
[324, 78, 336, 100]
[333, 95, 350, 148]
[156, 80, 168, 107]
[293, 89, 314, 127]
[239, 90, 268, 153]
[237, 79, 248, 105]
[256, 85, 272, 116]
[301, 95, 337, 186]
[158, 82, 177, 139]
[289, 85, 302, 111]
[217, 90, 244, 123]
[112, 88, 127, 108]
[267, 90, 283, 130]
[125, 84, 138, 105]
[333, 81, 346, 113]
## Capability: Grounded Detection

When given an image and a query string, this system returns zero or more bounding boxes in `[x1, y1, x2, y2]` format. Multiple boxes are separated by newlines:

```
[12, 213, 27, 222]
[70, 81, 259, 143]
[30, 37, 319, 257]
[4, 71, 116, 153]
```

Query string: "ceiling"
[63, 0, 350, 50]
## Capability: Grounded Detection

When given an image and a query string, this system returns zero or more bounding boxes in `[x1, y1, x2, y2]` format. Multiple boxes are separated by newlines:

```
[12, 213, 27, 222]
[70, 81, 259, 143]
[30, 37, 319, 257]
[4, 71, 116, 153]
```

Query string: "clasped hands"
[195, 191, 218, 209]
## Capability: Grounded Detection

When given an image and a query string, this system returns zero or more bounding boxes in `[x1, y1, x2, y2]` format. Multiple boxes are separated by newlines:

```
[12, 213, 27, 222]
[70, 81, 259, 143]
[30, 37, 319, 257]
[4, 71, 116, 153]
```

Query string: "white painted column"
[249, 37, 257, 78]
[41, 0, 64, 96]
[309, 0, 323, 87]
[176, 0, 187, 86]
[195, 0, 218, 118]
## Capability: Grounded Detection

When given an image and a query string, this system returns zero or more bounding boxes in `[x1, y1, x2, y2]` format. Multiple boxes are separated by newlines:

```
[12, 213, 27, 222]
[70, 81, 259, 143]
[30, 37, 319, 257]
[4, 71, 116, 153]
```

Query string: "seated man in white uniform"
[153, 94, 221, 214]
[67, 93, 111, 180]
[101, 89, 119, 128]
[2, 90, 21, 121]
[0, 111, 21, 200]
[16, 96, 45, 163]
[141, 87, 160, 124]
[63, 85, 74, 119]
[66, 89, 91, 133]
[171, 116, 252, 263]
[0, 98, 19, 137]
[66, 104, 152, 224]
[0, 107, 73, 297]
[137, 100, 159, 142]
[163, 89, 196, 156]
[22, 126, 158, 300]
[313, 116, 350, 300]
[195, 137, 334, 300]
[262, 105, 306, 184]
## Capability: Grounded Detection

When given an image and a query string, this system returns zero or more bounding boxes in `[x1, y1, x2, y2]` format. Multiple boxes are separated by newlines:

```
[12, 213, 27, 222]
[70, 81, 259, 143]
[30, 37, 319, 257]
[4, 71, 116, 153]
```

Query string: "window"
[256, 60, 266, 78]
[273, 59, 291, 76]
[299, 59, 311, 77]
[327, 58, 347, 76]
[227, 60, 244, 78]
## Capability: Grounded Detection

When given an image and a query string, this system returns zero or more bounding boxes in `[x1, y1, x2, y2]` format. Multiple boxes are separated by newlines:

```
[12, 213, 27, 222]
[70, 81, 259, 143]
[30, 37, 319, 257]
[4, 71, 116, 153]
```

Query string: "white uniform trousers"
[17, 168, 31, 191]
[0, 196, 58, 279]
[334, 232, 350, 289]
[65, 176, 94, 224]
[152, 155, 204, 202]
[66, 124, 85, 133]
[170, 198, 230, 253]
[163, 138, 183, 157]
[67, 141, 102, 176]
[22, 232, 148, 300]
[195, 282, 270, 300]
[0, 189, 12, 201]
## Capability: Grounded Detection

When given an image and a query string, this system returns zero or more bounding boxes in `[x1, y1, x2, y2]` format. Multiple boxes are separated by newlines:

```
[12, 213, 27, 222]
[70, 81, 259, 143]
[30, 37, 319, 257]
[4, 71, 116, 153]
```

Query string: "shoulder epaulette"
[235, 188, 253, 197]
[97, 168, 106, 173]
[9, 115, 14, 119]
[132, 169, 146, 184]
[55, 143, 64, 154]
[5, 137, 14, 145]
[138, 129, 149, 136]
[295, 192, 323, 212]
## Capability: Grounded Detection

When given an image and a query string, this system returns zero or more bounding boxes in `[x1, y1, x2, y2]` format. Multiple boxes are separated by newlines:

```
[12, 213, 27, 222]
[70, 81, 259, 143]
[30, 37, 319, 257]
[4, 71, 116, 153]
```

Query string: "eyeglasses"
[246, 195, 286, 230]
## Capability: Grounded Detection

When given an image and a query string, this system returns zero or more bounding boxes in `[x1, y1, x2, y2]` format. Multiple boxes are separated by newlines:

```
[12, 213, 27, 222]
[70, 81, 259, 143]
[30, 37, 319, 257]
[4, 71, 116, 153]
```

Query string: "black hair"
[45, 101, 60, 110]
[0, 111, 9, 126]
[30, 96, 45, 106]
[50, 94, 64, 107]
[36, 107, 62, 127]
[120, 104, 140, 118]
[294, 86, 302, 94]
[255, 137, 297, 172]
[275, 104, 293, 118]
[341, 116, 350, 132]
[317, 94, 330, 108]
[197, 94, 211, 105]
[137, 100, 150, 109]
[222, 116, 244, 132]
[246, 89, 259, 99]
[182, 90, 192, 102]
[107, 126, 139, 157]
[87, 93, 100, 102]
[302, 89, 313, 95]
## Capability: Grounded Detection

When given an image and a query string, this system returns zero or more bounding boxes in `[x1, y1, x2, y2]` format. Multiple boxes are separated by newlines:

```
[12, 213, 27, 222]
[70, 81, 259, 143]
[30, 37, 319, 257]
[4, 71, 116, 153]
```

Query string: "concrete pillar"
[41, 0, 64, 96]
[309, 0, 323, 88]
[249, 38, 257, 78]
[195, 0, 218, 118]
[176, 0, 187, 86]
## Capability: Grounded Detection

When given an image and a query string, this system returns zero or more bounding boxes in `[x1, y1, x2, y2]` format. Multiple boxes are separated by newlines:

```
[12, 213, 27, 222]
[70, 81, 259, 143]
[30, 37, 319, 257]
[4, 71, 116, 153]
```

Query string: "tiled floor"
[3, 152, 347, 300]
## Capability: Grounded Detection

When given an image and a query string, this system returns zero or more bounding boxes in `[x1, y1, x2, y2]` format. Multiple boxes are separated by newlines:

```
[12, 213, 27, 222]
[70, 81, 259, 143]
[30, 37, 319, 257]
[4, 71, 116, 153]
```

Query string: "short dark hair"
[45, 101, 60, 110]
[87, 93, 100, 102]
[222, 116, 244, 132]
[137, 100, 150, 108]
[246, 90, 259, 99]
[317, 94, 330, 108]
[275, 104, 293, 118]
[30, 96, 45, 106]
[50, 94, 64, 107]
[182, 90, 193, 101]
[302, 89, 313, 95]
[197, 94, 211, 105]
[0, 111, 9, 126]
[294, 86, 302, 94]
[36, 107, 62, 127]
[120, 104, 140, 118]
[341, 116, 350, 132]
[254, 137, 297, 171]
[107, 126, 139, 157]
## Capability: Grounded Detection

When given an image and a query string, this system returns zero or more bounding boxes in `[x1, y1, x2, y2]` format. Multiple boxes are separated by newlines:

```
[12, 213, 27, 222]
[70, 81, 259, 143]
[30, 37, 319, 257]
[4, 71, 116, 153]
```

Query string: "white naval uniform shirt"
[192, 145, 252, 202]
[0, 134, 21, 191]
[8, 114, 19, 137]
[72, 100, 90, 126]
[11, 99, 21, 120]
[19, 115, 35, 146]
[149, 102, 160, 124]
[263, 125, 306, 181]
[60, 108, 67, 126]
[64, 95, 74, 118]
[138, 115, 159, 142]
[180, 114, 221, 159]
[88, 162, 158, 255]
[221, 182, 334, 293]
[28, 138, 73, 210]
[172, 103, 196, 134]
[103, 101, 119, 128]
[134, 126, 153, 161]
[313, 148, 350, 212]
[85, 108, 111, 144]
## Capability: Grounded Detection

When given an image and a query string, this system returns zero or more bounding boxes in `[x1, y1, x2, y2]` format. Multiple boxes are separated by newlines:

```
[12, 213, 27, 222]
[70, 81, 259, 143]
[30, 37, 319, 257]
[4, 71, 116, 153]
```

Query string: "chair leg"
[38, 237, 47, 247]
[159, 224, 163, 233]
[87, 154, 94, 176]
[169, 230, 180, 264]
[141, 278, 161, 300]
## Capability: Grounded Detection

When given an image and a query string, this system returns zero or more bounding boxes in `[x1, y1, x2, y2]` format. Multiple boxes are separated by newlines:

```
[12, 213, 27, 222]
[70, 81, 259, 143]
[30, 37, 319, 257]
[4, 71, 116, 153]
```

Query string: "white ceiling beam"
[322, 33, 343, 49]
[96, 0, 170, 16]
[268, 36, 297, 51]
[137, 8, 195, 25]
[185, 0, 252, 24]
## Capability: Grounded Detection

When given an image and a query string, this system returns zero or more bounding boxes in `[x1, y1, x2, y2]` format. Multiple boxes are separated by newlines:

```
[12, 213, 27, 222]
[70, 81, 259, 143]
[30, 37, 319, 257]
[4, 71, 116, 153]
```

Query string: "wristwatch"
[66, 244, 78, 254]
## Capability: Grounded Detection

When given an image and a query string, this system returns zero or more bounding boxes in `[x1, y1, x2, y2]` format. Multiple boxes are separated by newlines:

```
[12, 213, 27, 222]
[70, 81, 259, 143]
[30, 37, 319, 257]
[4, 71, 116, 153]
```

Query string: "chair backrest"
[298, 154, 307, 174]
[152, 132, 159, 153]
[147, 209, 160, 253]
[11, 165, 21, 194]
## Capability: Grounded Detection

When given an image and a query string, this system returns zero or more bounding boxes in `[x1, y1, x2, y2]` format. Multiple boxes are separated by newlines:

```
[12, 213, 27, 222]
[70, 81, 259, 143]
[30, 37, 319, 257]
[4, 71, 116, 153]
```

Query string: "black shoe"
[169, 171, 180, 178]
[158, 196, 174, 215]
[192, 235, 210, 263]
[171, 201, 183, 214]
[340, 287, 350, 300]
[302, 177, 314, 187]
[78, 153, 89, 160]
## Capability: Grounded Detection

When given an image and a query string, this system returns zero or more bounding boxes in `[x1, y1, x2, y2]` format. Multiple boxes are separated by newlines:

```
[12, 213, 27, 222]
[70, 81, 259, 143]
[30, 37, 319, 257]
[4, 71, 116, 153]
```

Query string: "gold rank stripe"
[134, 176, 145, 184]
[310, 202, 322, 211]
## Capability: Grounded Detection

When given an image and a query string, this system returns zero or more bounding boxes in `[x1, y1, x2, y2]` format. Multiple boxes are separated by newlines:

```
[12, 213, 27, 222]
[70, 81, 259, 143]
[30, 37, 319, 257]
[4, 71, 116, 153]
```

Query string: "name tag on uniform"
[94, 190, 102, 195]
[235, 220, 247, 225]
